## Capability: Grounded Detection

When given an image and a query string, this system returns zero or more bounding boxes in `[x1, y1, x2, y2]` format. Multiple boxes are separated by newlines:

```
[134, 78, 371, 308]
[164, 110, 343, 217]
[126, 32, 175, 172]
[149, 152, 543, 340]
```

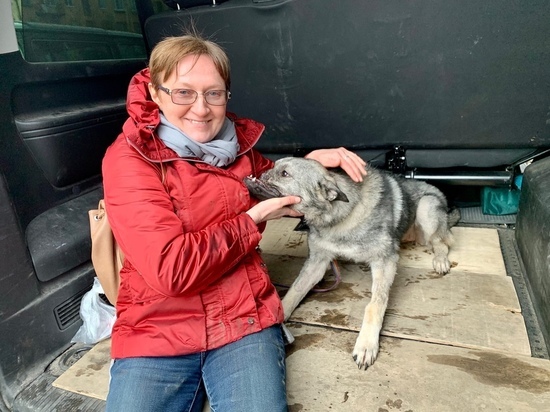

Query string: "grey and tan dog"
[246, 157, 459, 369]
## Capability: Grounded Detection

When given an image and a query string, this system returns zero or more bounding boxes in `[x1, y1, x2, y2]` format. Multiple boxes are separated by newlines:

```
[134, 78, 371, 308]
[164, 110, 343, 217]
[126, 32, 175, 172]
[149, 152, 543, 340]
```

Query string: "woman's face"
[149, 54, 227, 144]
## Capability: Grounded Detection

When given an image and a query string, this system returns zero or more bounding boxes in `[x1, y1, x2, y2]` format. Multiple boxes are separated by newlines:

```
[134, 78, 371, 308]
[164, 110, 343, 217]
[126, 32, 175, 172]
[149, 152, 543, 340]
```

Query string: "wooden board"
[400, 226, 507, 276]
[260, 218, 528, 354]
[259, 218, 507, 276]
[52, 338, 111, 400]
[285, 324, 550, 412]
[265, 254, 530, 355]
[53, 324, 544, 411]
[259, 218, 309, 257]
[53, 218, 535, 407]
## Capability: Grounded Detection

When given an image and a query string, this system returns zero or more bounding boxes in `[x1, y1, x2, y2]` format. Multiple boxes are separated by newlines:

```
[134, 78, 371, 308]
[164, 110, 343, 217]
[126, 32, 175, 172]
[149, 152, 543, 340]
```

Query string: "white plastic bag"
[71, 277, 116, 344]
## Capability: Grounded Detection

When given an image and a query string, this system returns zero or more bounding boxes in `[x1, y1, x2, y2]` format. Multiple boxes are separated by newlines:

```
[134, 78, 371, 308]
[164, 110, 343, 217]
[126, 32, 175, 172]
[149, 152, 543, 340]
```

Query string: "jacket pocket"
[122, 267, 163, 304]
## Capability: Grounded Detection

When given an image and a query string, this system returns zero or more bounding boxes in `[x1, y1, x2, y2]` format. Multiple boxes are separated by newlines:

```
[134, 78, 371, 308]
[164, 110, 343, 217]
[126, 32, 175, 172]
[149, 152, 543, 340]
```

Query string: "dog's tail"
[447, 207, 461, 229]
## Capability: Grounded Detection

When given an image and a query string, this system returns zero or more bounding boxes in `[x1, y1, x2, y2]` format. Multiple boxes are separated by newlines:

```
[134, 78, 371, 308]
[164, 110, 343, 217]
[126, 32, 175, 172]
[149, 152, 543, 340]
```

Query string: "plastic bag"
[481, 187, 520, 215]
[481, 175, 523, 216]
[71, 277, 116, 344]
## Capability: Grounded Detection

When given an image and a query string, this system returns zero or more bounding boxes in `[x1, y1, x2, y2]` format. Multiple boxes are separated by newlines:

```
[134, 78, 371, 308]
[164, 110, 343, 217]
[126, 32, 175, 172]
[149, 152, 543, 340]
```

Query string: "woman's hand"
[305, 147, 367, 182]
[246, 196, 302, 224]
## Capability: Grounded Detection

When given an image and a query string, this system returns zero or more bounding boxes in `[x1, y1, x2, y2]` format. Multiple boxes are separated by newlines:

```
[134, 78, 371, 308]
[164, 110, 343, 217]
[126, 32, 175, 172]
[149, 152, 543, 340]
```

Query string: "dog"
[245, 157, 459, 369]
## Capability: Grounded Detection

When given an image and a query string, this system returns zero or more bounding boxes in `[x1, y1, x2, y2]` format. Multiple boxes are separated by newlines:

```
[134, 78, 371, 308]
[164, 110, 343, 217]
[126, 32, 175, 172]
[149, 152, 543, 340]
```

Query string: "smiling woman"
[102, 33, 295, 412]
[101, 32, 362, 411]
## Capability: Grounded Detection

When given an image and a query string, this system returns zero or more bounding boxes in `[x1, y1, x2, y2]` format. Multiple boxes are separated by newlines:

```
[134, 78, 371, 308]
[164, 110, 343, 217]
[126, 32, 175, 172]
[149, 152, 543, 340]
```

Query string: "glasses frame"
[157, 85, 231, 106]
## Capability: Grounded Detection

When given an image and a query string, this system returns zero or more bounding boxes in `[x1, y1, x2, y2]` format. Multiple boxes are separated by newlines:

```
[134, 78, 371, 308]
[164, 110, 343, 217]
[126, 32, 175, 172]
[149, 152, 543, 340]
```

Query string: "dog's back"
[318, 165, 451, 245]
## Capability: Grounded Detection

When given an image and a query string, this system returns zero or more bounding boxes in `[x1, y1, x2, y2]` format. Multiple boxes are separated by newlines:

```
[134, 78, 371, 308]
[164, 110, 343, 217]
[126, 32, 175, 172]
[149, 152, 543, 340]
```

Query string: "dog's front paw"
[352, 332, 379, 370]
[432, 256, 451, 274]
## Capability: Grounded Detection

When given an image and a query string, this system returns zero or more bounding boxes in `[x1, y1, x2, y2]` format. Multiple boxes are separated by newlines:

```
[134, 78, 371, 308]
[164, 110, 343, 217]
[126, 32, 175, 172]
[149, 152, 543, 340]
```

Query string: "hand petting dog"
[246, 147, 365, 224]
[305, 147, 367, 182]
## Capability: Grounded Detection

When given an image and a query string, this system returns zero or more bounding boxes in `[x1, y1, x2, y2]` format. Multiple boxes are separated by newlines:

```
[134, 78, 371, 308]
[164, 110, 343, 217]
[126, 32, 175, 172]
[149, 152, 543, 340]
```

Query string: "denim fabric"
[106, 325, 287, 412]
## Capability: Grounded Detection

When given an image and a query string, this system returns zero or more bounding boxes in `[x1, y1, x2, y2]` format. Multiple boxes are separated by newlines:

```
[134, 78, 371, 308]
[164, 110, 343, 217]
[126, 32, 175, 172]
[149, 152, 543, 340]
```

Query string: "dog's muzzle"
[244, 176, 283, 200]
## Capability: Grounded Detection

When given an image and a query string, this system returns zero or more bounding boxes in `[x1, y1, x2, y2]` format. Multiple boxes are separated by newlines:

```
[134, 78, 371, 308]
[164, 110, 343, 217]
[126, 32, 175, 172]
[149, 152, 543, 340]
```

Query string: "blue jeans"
[105, 325, 287, 412]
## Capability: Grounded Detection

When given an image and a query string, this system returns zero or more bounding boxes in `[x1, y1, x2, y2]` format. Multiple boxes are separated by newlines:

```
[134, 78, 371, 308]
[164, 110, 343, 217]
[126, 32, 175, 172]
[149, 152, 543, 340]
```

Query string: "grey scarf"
[157, 114, 239, 167]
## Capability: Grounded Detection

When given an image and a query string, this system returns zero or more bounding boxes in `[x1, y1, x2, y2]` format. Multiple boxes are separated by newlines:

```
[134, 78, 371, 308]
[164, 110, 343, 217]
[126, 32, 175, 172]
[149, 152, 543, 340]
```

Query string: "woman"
[103, 33, 366, 412]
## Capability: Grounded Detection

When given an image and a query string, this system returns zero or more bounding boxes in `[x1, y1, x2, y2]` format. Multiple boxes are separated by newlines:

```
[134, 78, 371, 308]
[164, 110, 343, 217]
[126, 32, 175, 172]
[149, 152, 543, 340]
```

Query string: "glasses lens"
[171, 89, 197, 105]
[204, 90, 228, 106]
[166, 89, 229, 105]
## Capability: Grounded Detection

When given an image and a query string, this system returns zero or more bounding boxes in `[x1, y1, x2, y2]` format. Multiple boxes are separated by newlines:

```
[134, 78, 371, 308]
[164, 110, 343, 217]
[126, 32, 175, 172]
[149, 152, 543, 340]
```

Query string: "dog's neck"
[303, 168, 384, 230]
[301, 172, 360, 228]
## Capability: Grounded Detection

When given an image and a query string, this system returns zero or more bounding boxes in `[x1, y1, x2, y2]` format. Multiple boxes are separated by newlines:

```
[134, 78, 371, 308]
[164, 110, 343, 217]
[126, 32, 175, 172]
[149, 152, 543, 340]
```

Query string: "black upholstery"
[145, 0, 550, 170]
[26, 188, 103, 282]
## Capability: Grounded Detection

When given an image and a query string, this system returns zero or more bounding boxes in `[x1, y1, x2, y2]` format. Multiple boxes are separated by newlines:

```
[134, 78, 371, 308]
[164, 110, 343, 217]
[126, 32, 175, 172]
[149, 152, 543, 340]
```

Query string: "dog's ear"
[322, 180, 349, 203]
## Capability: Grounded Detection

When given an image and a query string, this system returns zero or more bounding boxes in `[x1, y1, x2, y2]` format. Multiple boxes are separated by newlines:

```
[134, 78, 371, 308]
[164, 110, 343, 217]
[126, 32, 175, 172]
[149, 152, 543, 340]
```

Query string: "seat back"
[145, 0, 550, 170]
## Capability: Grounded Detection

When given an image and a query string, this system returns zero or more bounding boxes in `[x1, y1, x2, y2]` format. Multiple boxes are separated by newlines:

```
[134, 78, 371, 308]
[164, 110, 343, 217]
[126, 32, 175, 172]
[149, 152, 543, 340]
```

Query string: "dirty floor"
[53, 218, 550, 411]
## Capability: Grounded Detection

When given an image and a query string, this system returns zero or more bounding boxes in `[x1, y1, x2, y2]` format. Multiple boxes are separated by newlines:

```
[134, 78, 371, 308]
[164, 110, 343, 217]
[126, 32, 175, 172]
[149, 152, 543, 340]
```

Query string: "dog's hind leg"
[352, 257, 397, 369]
[281, 254, 332, 321]
[415, 196, 453, 274]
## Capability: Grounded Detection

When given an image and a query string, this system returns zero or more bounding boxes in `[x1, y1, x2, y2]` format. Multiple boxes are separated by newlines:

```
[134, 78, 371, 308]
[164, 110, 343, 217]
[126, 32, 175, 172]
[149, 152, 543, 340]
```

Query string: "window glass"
[11, 0, 166, 62]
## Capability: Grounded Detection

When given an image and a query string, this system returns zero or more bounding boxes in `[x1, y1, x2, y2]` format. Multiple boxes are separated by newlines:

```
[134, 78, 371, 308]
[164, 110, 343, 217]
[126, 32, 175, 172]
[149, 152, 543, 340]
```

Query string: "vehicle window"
[11, 0, 168, 62]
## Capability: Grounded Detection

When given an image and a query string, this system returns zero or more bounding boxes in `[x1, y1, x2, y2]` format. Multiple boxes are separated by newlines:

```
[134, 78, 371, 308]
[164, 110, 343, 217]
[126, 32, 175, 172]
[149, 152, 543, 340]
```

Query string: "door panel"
[0, 3, 148, 407]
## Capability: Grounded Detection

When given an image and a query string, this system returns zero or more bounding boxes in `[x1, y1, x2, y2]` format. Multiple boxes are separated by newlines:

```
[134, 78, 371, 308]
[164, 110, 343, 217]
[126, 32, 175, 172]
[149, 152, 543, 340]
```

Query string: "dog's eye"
[281, 170, 289, 177]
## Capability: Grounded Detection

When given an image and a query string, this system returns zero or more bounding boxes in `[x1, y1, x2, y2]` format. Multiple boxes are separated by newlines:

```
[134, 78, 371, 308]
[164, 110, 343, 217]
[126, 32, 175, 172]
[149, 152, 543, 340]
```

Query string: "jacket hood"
[123, 68, 265, 162]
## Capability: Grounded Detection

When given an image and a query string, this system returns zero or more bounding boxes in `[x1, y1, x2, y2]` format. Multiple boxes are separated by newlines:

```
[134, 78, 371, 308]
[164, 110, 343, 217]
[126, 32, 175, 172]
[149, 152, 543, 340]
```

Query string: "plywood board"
[53, 219, 532, 405]
[264, 254, 530, 355]
[52, 339, 210, 412]
[51, 324, 548, 411]
[400, 226, 507, 276]
[285, 324, 550, 412]
[260, 217, 308, 257]
[52, 338, 111, 400]
[260, 218, 507, 276]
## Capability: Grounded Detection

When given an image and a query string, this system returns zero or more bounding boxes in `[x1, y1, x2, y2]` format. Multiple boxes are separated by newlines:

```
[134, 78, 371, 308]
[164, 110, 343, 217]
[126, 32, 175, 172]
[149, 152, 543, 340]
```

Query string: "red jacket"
[102, 68, 281, 358]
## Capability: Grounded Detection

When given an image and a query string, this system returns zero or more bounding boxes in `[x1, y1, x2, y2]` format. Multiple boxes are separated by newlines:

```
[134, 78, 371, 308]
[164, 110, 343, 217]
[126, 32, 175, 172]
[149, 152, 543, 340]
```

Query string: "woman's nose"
[190, 95, 210, 114]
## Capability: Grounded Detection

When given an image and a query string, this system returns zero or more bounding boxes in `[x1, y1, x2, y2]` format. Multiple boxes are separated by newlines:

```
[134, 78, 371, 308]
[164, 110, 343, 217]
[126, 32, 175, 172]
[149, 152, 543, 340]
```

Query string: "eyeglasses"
[157, 85, 231, 106]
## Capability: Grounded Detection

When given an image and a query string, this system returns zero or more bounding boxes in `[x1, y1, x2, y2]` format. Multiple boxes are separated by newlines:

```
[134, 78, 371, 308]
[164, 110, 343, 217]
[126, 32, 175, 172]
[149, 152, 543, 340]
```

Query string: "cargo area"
[43, 216, 550, 411]
[3, 1, 550, 411]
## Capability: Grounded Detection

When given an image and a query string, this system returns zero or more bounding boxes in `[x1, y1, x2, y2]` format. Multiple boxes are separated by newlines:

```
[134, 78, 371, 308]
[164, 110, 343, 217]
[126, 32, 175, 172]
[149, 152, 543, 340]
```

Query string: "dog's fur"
[247, 157, 458, 369]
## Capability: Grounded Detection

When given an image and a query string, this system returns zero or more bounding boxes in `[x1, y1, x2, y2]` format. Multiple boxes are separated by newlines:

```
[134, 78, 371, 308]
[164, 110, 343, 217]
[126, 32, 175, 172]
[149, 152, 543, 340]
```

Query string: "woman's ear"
[148, 83, 161, 105]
